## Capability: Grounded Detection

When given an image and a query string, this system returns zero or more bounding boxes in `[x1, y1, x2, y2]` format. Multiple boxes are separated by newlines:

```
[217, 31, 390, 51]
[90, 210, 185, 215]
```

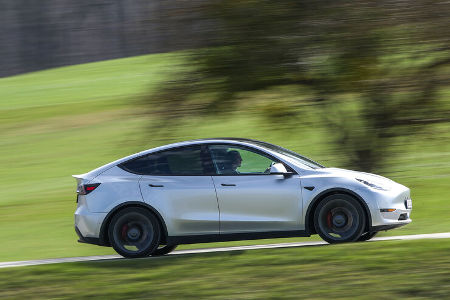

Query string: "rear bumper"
[74, 205, 107, 245]
[75, 226, 104, 246]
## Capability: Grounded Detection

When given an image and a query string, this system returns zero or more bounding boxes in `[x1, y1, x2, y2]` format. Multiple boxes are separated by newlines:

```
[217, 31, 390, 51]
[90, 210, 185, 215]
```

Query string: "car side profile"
[74, 138, 412, 258]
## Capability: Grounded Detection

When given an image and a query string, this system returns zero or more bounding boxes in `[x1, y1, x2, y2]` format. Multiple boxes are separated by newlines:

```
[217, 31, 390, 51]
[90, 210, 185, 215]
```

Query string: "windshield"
[247, 141, 325, 169]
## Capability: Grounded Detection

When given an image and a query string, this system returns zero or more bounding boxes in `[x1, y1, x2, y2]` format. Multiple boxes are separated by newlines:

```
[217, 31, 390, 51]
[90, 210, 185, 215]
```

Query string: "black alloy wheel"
[108, 207, 161, 258]
[314, 194, 366, 243]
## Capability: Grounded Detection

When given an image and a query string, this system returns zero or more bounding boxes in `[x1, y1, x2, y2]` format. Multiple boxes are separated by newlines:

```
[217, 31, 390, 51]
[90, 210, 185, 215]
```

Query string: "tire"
[314, 194, 366, 244]
[358, 231, 378, 241]
[152, 244, 178, 256]
[108, 207, 161, 258]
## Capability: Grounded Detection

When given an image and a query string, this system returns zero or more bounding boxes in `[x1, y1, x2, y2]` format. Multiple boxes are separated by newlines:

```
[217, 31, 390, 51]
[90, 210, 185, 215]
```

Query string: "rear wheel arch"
[305, 188, 372, 235]
[99, 201, 168, 246]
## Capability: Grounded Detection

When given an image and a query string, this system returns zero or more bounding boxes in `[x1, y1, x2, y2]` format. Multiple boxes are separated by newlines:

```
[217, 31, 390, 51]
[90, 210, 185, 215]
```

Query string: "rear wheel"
[108, 207, 161, 258]
[152, 244, 178, 256]
[314, 194, 366, 244]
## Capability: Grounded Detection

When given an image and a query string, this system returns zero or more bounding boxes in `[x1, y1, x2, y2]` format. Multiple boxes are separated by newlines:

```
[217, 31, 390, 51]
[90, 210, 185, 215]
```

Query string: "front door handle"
[149, 184, 164, 187]
[221, 183, 236, 186]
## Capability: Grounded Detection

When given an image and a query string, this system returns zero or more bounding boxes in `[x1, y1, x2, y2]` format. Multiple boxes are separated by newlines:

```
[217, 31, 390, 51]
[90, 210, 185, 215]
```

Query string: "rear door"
[122, 145, 219, 236]
[208, 144, 302, 233]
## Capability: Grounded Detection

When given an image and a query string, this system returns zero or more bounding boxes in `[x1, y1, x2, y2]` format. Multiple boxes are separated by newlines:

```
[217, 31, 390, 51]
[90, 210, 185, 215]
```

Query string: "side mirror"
[270, 163, 294, 177]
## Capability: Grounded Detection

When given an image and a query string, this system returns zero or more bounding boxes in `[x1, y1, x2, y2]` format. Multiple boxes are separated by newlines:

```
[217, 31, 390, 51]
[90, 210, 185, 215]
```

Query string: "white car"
[74, 138, 412, 258]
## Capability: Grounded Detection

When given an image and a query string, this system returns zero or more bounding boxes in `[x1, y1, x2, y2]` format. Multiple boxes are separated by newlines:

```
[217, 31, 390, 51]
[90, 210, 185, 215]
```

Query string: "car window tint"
[208, 145, 276, 175]
[120, 146, 205, 175]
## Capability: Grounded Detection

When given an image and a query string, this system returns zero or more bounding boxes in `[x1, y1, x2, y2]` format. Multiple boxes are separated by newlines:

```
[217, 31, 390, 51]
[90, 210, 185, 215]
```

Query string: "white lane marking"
[1, 232, 449, 269]
[0, 255, 122, 268]
[372, 232, 450, 241]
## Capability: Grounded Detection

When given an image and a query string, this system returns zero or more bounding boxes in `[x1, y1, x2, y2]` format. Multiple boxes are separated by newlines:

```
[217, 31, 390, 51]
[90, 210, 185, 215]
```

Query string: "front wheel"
[108, 207, 161, 258]
[314, 194, 366, 244]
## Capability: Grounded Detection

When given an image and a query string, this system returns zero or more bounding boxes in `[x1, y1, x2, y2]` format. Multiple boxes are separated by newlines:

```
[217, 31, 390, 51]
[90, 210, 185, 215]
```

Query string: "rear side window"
[120, 146, 208, 175]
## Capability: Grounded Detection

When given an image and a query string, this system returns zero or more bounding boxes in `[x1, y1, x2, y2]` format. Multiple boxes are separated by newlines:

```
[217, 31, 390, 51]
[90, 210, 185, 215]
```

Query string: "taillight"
[77, 183, 101, 195]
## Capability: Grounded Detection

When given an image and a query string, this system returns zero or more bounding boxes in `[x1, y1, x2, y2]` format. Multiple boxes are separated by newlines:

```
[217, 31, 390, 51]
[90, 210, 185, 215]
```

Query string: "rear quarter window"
[119, 145, 206, 176]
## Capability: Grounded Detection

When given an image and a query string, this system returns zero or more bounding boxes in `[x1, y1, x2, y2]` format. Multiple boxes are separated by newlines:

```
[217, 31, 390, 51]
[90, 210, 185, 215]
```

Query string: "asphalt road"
[1, 232, 449, 269]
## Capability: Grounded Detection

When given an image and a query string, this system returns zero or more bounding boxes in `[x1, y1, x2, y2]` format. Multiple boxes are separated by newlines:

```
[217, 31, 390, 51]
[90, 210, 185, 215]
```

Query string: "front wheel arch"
[305, 188, 372, 235]
[99, 202, 168, 246]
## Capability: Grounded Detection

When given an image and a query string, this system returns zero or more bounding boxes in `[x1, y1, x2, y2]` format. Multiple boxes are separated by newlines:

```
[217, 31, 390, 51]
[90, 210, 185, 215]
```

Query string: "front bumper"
[363, 183, 413, 229]
[370, 205, 412, 232]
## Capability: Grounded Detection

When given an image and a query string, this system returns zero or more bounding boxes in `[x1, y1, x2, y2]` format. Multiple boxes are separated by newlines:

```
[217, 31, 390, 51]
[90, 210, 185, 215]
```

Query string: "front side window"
[208, 144, 277, 175]
[120, 145, 207, 175]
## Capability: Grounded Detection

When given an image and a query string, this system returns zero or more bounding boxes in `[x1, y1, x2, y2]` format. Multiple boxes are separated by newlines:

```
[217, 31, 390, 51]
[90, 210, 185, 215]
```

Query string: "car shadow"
[80, 242, 331, 269]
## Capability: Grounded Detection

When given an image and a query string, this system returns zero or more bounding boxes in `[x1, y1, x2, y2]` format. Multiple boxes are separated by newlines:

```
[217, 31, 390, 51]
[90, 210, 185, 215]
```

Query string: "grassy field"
[1, 239, 449, 299]
[1, 52, 449, 262]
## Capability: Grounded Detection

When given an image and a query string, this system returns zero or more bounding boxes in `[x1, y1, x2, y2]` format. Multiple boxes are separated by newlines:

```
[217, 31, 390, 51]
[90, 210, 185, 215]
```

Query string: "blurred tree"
[145, 0, 450, 172]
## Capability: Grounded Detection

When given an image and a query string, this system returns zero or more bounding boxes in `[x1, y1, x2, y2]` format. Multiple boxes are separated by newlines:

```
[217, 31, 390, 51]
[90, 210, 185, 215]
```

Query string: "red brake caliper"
[121, 224, 129, 240]
[327, 211, 333, 228]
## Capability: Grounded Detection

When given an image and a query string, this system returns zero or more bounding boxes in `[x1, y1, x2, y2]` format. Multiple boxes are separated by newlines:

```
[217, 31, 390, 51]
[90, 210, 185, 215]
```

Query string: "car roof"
[173, 137, 273, 146]
[154, 138, 279, 151]
[184, 137, 266, 143]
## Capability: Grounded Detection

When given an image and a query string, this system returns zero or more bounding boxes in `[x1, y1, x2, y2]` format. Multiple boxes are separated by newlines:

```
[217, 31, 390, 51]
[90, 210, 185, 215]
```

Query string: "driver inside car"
[223, 150, 242, 174]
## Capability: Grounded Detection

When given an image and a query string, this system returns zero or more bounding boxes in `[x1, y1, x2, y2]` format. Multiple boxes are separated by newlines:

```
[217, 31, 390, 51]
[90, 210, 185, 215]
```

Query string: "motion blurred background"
[0, 0, 449, 298]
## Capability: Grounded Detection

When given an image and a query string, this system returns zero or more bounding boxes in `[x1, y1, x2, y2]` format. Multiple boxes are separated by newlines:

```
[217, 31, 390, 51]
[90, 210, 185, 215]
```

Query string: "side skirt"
[167, 230, 310, 245]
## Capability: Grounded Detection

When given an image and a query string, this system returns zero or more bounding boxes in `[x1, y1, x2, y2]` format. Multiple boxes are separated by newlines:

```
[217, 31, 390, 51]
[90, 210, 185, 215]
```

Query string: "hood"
[316, 167, 397, 188]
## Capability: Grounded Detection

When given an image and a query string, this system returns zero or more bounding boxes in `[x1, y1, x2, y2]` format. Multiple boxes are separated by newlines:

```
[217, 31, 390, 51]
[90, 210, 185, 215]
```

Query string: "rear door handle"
[149, 184, 164, 187]
[221, 183, 236, 186]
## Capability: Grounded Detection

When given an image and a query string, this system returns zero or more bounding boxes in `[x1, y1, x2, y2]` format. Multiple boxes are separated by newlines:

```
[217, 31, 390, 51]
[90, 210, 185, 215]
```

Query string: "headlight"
[356, 178, 389, 191]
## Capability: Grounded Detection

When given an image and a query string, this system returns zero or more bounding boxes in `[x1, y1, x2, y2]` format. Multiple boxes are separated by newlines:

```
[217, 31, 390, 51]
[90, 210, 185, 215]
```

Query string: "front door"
[208, 144, 302, 233]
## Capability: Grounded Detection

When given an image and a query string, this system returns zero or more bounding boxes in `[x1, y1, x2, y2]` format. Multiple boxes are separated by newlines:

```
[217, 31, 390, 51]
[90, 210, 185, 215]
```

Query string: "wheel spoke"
[121, 224, 129, 241]
[326, 211, 332, 228]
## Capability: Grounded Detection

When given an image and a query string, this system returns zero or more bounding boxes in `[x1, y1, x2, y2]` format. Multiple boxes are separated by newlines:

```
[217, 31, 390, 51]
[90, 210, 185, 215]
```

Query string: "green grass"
[1, 51, 450, 262]
[1, 239, 449, 299]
